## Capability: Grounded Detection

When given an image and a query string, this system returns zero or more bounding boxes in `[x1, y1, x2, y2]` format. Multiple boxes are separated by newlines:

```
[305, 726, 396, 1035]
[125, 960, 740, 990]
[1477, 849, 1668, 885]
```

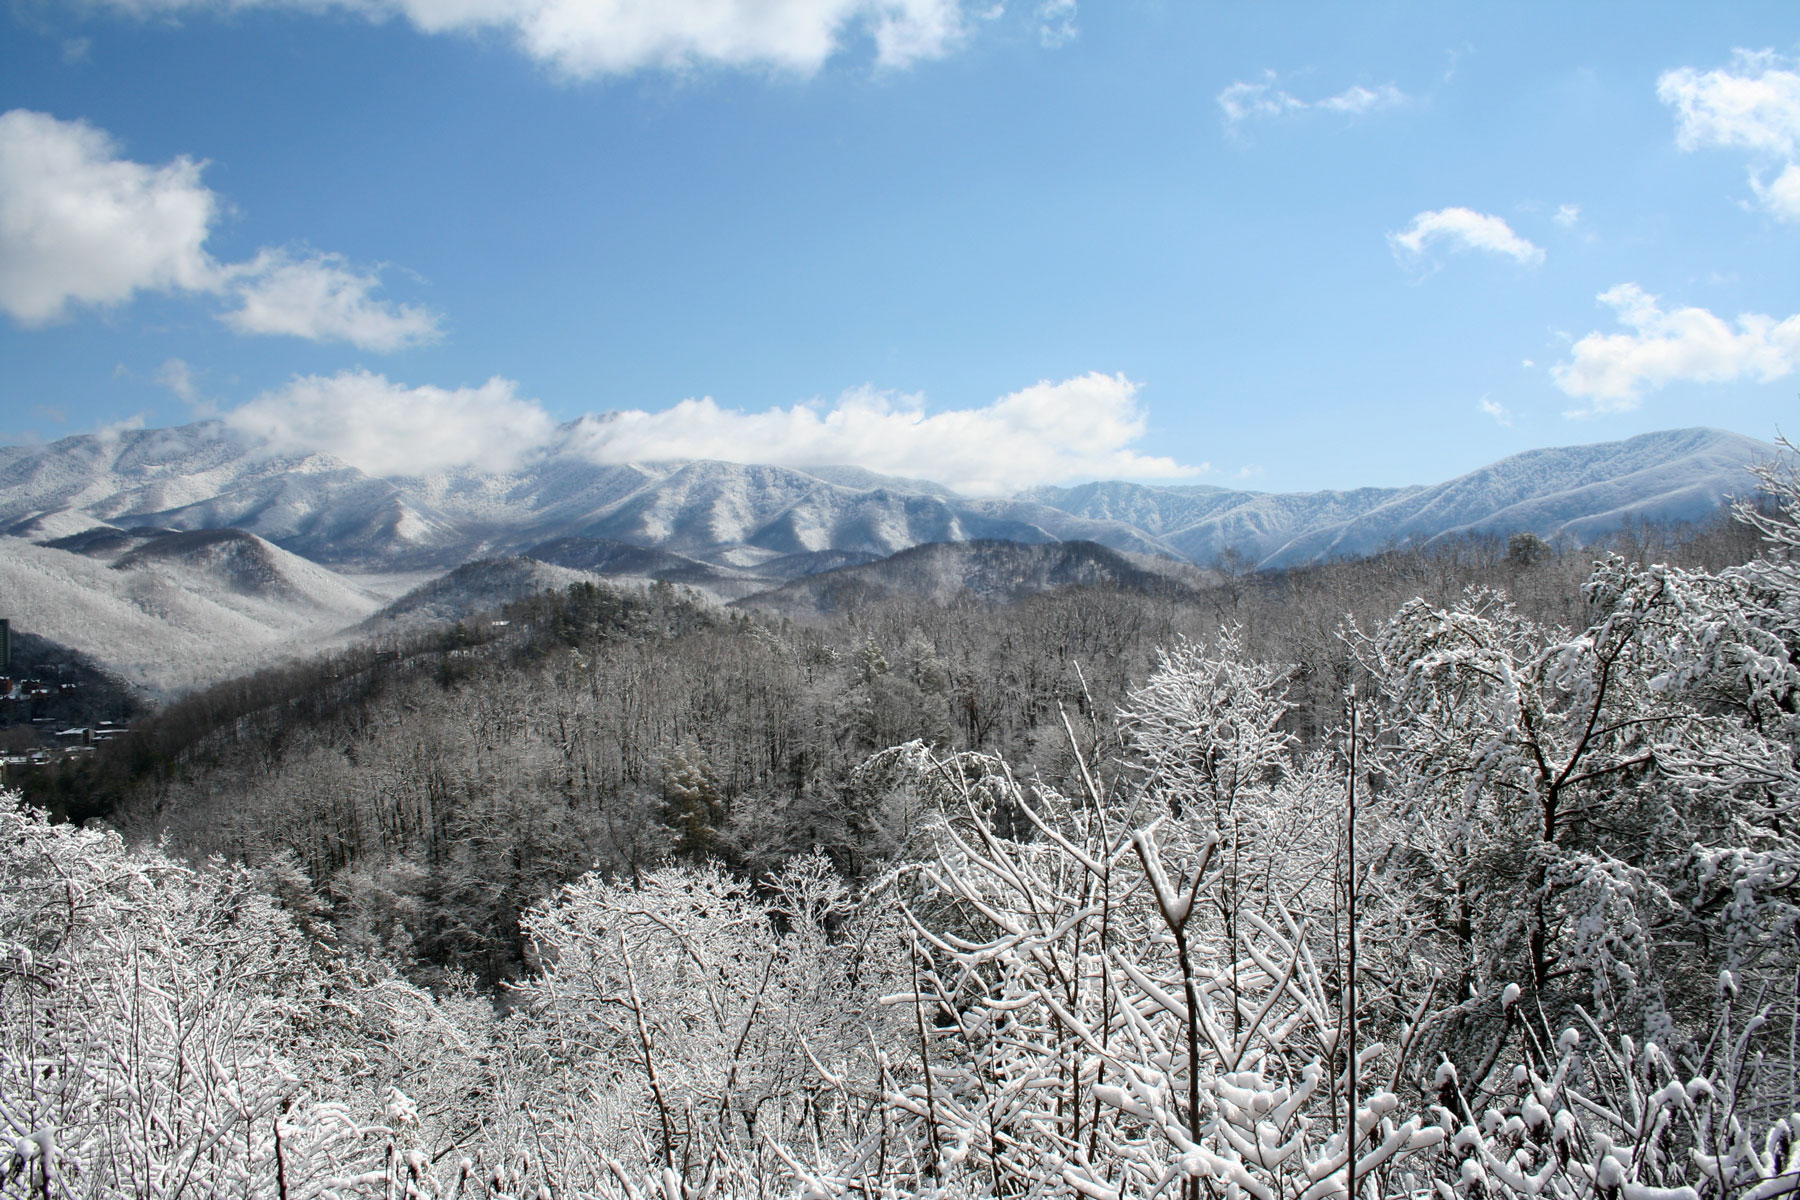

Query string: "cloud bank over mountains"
[225, 372, 555, 478]
[224, 369, 1198, 494]
[0, 109, 440, 349]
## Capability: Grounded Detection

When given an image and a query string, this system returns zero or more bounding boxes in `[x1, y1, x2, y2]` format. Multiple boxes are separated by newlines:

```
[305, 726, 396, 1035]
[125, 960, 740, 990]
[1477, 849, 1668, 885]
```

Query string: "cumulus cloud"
[1217, 72, 1407, 126]
[220, 250, 442, 350]
[1388, 207, 1545, 268]
[226, 370, 556, 477]
[1658, 50, 1800, 221]
[1551, 283, 1800, 413]
[218, 369, 1200, 492]
[563, 372, 1199, 495]
[0, 109, 220, 325]
[83, 0, 968, 76]
[1660, 50, 1800, 156]
[1477, 395, 1513, 426]
[1554, 203, 1581, 229]
[0, 109, 439, 348]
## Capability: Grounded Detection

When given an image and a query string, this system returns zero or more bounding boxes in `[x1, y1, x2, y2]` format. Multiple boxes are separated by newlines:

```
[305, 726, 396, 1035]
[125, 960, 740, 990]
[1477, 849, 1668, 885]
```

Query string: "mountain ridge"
[1022, 427, 1778, 568]
[1, 422, 1775, 574]
[0, 423, 1784, 699]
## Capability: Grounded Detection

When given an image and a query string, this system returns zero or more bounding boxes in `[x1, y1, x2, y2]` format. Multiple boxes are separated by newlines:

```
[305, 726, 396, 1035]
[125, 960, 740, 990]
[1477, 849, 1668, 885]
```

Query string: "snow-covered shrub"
[490, 852, 909, 1199]
[0, 795, 481, 1199]
[845, 731, 1454, 1200]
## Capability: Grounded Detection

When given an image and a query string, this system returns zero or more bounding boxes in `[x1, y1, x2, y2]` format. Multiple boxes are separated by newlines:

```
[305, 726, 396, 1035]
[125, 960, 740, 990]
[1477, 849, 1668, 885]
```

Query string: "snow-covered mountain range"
[0, 421, 1782, 696]
[0, 420, 1175, 568]
[1024, 427, 1780, 568]
[0, 422, 1777, 572]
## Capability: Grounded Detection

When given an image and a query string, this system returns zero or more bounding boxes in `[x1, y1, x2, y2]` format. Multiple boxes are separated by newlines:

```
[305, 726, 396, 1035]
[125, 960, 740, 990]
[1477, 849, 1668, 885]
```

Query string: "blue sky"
[2, 1, 1797, 494]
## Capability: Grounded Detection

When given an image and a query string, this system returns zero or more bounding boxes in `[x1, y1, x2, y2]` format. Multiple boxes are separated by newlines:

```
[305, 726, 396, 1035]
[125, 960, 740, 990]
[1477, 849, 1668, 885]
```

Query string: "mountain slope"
[355, 557, 608, 633]
[0, 422, 462, 566]
[732, 540, 1197, 616]
[1258, 427, 1775, 566]
[111, 528, 383, 613]
[0, 532, 384, 698]
[1024, 428, 1778, 568]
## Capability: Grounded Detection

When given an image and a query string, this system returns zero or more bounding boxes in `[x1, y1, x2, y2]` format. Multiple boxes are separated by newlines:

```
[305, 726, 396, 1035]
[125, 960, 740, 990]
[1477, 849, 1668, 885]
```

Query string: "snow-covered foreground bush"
[0, 803, 486, 1199]
[849, 737, 1800, 1200]
[5, 453, 1799, 1198]
[11, 770, 1800, 1200]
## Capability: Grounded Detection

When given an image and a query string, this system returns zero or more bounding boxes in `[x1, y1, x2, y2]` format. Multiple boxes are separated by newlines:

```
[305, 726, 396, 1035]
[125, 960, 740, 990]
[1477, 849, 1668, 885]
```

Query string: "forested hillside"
[17, 510, 1765, 984]
[4, 465, 1797, 1199]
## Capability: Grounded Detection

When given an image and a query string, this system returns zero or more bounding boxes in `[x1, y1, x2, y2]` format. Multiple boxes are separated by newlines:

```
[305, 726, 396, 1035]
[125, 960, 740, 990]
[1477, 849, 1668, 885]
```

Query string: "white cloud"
[227, 370, 556, 477]
[1551, 283, 1800, 413]
[1553, 203, 1581, 229]
[1477, 395, 1512, 426]
[84, 0, 969, 77]
[1658, 50, 1800, 221]
[220, 250, 442, 351]
[218, 369, 1201, 492]
[155, 357, 203, 408]
[1034, 0, 1076, 48]
[0, 109, 440, 347]
[95, 413, 147, 447]
[0, 109, 220, 325]
[1388, 207, 1545, 268]
[1218, 71, 1407, 126]
[1316, 83, 1407, 115]
[563, 371, 1198, 495]
[1442, 43, 1470, 85]
[1217, 77, 1306, 123]
[1752, 162, 1800, 222]
[1659, 50, 1800, 156]
[870, 0, 966, 67]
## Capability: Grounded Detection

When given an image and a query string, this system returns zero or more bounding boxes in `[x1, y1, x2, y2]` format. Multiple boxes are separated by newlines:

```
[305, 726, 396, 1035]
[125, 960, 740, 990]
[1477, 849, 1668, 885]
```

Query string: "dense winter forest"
[5, 454, 1800, 1199]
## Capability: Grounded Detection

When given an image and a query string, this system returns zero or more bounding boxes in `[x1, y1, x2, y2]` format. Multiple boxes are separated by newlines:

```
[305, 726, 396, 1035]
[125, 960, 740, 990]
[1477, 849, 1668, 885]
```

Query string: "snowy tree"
[0, 794, 484, 1199]
[494, 853, 908, 1198]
